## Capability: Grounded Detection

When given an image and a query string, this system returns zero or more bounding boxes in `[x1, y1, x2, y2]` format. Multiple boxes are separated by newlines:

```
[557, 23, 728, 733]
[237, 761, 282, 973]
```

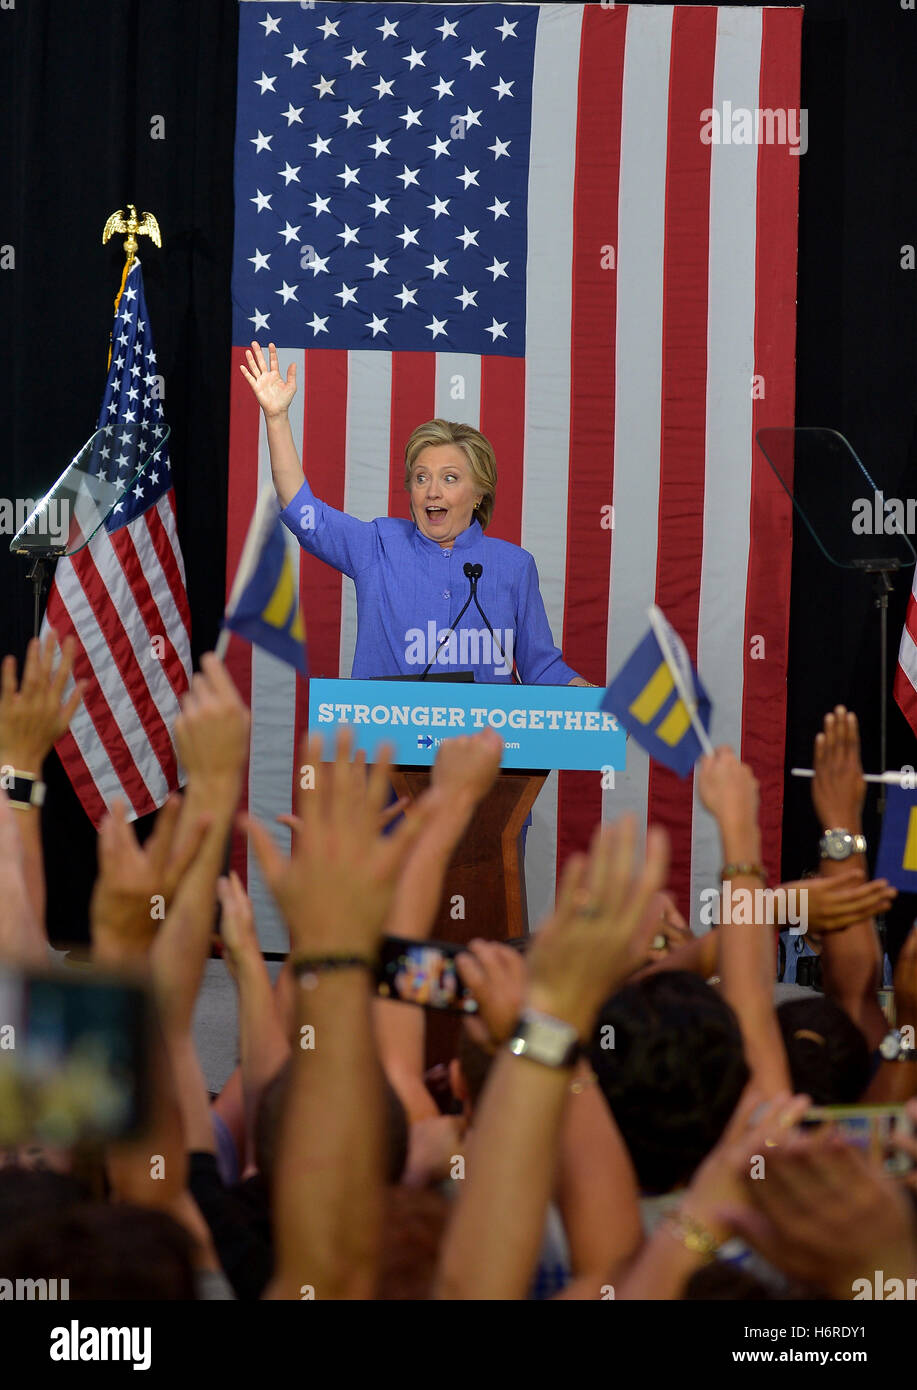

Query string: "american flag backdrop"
[228, 2, 802, 950]
[43, 259, 192, 827]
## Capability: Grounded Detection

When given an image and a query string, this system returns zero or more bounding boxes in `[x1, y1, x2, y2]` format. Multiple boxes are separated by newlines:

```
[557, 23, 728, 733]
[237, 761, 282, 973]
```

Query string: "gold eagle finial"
[102, 204, 162, 273]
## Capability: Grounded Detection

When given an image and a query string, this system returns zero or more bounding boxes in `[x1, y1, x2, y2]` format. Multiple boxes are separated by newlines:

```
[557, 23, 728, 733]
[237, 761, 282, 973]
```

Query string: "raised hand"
[812, 706, 866, 832]
[431, 729, 503, 804]
[696, 747, 760, 837]
[0, 789, 42, 963]
[780, 868, 896, 937]
[525, 816, 670, 1041]
[728, 1125, 917, 1296]
[239, 341, 297, 419]
[244, 728, 436, 956]
[643, 890, 692, 962]
[90, 796, 210, 962]
[174, 654, 251, 791]
[215, 870, 260, 979]
[456, 939, 527, 1051]
[0, 633, 85, 771]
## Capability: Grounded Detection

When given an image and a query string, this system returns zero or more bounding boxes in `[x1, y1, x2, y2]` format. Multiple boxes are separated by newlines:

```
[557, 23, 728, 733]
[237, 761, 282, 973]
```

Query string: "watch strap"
[508, 1008, 581, 1069]
[3, 772, 46, 809]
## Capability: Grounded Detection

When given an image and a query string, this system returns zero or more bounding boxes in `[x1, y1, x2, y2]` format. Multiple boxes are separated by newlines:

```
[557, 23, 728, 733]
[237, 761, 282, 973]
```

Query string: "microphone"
[464, 562, 521, 684]
[418, 564, 477, 679]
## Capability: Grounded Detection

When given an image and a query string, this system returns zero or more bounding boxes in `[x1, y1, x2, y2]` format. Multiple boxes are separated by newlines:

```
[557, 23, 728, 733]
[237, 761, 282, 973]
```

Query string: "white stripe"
[521, 2, 584, 926]
[247, 346, 304, 953]
[898, 625, 917, 689]
[604, 7, 673, 843]
[52, 561, 170, 811]
[133, 509, 193, 678]
[54, 667, 138, 817]
[340, 350, 394, 676]
[434, 354, 481, 426]
[691, 10, 762, 929]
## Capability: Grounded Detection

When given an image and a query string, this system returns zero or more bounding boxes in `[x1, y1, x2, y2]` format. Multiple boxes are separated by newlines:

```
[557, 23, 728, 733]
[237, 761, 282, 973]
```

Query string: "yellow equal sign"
[263, 552, 305, 640]
[903, 806, 917, 871]
[628, 661, 690, 746]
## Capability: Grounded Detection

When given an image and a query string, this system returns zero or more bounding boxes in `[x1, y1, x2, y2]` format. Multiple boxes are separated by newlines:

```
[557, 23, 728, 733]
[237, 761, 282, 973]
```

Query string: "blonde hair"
[404, 419, 497, 530]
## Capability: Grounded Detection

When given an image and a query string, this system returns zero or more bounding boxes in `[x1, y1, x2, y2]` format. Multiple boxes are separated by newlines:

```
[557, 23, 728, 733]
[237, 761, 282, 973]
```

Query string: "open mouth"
[425, 507, 447, 521]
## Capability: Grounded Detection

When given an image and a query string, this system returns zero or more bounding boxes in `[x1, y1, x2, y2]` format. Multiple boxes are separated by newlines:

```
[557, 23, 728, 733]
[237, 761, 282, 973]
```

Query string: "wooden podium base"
[388, 766, 546, 1070]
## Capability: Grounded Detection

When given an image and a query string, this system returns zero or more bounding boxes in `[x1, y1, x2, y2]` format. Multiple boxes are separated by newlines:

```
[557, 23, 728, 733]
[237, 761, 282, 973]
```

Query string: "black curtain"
[0, 0, 915, 955]
[0, 0, 238, 943]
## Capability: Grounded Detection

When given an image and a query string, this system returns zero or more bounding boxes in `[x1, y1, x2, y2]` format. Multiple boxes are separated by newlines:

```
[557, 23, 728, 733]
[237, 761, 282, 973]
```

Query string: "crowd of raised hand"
[0, 636, 916, 1300]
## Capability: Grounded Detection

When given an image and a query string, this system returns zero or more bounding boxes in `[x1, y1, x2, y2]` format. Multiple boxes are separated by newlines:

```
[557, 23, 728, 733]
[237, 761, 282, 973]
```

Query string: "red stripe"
[556, 1, 627, 874]
[147, 496, 193, 638]
[646, 6, 717, 918]
[480, 356, 525, 548]
[226, 345, 260, 881]
[894, 661, 917, 733]
[388, 352, 436, 523]
[742, 6, 803, 882]
[109, 525, 189, 701]
[906, 594, 917, 650]
[45, 583, 154, 818]
[292, 349, 349, 810]
[70, 546, 179, 786]
[54, 727, 109, 829]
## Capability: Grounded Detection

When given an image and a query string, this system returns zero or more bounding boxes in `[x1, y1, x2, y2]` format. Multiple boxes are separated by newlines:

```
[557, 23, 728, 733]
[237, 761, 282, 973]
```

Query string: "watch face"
[823, 830, 853, 860]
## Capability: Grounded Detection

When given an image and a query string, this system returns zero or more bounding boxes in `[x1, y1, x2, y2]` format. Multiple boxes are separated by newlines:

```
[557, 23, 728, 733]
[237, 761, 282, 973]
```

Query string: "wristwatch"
[819, 828, 867, 861]
[508, 1008, 581, 1069]
[878, 1029, 917, 1062]
[2, 771, 46, 810]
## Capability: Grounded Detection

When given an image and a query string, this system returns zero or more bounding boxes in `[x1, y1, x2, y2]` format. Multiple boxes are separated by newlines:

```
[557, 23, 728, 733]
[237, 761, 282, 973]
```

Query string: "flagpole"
[647, 605, 715, 758]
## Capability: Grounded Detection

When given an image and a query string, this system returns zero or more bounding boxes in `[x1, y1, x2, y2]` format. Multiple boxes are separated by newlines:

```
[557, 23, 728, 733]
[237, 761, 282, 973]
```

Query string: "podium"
[388, 765, 545, 941]
[309, 678, 626, 1068]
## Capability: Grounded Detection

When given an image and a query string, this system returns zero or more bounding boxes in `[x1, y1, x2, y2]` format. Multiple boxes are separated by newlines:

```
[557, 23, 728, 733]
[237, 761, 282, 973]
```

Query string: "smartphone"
[376, 936, 479, 1014]
[802, 1105, 915, 1176]
[0, 965, 153, 1147]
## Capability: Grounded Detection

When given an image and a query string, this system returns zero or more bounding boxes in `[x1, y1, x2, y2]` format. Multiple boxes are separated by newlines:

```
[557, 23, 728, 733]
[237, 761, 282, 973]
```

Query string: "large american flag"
[43, 259, 192, 826]
[228, 2, 802, 950]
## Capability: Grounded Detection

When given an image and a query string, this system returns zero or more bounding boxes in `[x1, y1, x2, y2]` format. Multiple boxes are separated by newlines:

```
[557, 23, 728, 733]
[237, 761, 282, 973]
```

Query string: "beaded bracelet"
[719, 862, 767, 884]
[292, 953, 377, 983]
[664, 1209, 722, 1262]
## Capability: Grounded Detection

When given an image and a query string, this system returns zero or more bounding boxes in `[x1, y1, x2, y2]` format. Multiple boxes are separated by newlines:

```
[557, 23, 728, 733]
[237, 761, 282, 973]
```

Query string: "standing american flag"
[43, 258, 192, 827]
[228, 2, 802, 950]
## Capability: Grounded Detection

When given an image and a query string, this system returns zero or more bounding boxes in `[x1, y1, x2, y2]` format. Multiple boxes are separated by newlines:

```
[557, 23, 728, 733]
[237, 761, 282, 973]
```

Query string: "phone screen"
[376, 937, 478, 1014]
[802, 1105, 915, 1175]
[0, 965, 153, 1147]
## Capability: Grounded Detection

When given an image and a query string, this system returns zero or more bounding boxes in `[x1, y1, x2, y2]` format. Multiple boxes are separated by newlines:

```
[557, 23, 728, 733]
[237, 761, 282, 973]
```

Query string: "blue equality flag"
[601, 608, 712, 778]
[875, 784, 917, 891]
[222, 487, 307, 675]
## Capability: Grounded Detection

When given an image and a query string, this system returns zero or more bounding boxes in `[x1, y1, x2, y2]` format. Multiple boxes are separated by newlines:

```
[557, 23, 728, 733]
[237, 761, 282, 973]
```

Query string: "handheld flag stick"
[647, 605, 715, 758]
[791, 767, 910, 786]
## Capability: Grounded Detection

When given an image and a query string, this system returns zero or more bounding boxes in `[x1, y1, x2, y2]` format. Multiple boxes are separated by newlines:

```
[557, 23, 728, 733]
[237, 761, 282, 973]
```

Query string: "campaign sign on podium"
[307, 678, 626, 771]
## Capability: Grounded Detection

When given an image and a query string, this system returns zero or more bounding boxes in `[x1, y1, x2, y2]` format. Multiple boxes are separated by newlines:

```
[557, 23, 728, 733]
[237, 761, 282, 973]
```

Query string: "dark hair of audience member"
[0, 1167, 87, 1242]
[684, 1262, 825, 1300]
[776, 996, 872, 1104]
[588, 972, 750, 1195]
[0, 1203, 197, 1299]
[255, 1060, 410, 1188]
